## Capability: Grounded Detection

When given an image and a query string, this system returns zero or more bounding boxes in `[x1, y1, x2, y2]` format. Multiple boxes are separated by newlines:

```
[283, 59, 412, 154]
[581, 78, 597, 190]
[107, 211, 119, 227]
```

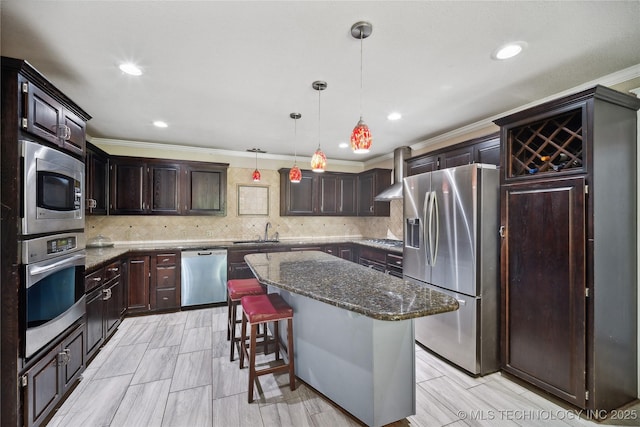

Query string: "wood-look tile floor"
[47, 306, 639, 427]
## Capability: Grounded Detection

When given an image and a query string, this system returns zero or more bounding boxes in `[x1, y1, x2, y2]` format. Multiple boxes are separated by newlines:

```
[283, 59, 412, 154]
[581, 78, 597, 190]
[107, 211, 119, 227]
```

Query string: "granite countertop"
[244, 250, 459, 321]
[84, 237, 402, 270]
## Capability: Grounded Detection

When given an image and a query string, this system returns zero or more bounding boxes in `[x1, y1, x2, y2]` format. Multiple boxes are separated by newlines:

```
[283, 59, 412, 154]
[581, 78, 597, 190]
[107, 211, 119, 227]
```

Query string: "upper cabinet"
[1, 57, 92, 158]
[356, 169, 391, 217]
[407, 133, 500, 176]
[279, 169, 389, 217]
[109, 156, 227, 216]
[85, 142, 109, 215]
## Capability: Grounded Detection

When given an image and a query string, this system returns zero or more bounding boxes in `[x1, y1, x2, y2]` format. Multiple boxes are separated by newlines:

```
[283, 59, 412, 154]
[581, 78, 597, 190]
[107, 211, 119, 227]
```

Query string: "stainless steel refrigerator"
[403, 163, 499, 375]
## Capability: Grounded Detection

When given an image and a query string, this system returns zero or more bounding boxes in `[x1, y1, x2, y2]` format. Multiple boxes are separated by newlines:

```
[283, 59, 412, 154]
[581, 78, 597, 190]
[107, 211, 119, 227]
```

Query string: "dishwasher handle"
[182, 249, 227, 258]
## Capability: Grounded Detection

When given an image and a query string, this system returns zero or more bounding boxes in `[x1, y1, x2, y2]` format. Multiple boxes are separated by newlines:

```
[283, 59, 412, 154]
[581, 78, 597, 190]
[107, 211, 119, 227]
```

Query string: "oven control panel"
[47, 236, 77, 254]
[21, 232, 86, 264]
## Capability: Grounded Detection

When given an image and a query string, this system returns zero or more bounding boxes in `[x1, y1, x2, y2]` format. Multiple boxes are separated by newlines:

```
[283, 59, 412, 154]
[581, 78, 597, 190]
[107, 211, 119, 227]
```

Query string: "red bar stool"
[227, 278, 265, 362]
[239, 293, 295, 403]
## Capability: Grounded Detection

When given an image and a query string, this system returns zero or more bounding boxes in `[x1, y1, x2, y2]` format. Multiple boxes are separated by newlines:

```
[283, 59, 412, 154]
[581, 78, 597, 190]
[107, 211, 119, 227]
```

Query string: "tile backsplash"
[86, 168, 403, 244]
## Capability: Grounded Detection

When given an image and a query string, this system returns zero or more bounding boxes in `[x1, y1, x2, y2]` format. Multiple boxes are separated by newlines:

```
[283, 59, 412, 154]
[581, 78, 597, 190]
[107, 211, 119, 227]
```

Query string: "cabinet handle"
[107, 267, 119, 273]
[57, 349, 71, 366]
[370, 206, 373, 212]
[162, 296, 169, 301]
[162, 258, 170, 263]
[499, 225, 506, 238]
[103, 288, 110, 300]
[92, 277, 102, 282]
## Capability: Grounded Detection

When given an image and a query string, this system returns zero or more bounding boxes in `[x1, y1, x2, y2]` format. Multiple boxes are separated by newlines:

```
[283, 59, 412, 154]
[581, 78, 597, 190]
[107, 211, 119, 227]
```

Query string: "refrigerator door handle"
[422, 191, 431, 264]
[427, 191, 439, 267]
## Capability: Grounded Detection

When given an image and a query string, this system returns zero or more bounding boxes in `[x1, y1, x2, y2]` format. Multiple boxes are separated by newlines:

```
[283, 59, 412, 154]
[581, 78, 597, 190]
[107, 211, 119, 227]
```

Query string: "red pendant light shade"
[310, 149, 327, 172]
[311, 81, 327, 172]
[350, 117, 372, 153]
[289, 113, 302, 183]
[248, 148, 264, 182]
[350, 21, 373, 154]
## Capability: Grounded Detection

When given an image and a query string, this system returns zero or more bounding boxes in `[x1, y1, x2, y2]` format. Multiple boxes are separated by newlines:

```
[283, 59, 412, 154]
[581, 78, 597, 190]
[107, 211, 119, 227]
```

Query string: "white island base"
[273, 288, 416, 427]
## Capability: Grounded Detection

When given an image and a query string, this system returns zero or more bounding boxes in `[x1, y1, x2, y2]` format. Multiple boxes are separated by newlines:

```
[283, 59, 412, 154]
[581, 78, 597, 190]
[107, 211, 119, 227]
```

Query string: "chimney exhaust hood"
[374, 146, 411, 201]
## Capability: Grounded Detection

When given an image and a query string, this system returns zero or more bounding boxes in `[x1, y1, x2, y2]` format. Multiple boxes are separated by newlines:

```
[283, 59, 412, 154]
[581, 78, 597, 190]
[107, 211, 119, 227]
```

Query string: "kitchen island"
[244, 251, 458, 427]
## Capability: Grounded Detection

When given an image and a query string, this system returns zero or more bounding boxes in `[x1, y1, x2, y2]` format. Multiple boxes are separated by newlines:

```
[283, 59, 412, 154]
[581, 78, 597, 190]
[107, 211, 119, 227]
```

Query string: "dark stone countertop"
[85, 237, 402, 270]
[244, 250, 459, 321]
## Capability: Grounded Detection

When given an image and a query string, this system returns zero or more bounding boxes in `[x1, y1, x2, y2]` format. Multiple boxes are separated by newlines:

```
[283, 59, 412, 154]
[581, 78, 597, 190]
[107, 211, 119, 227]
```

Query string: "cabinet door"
[501, 177, 586, 408]
[61, 108, 86, 157]
[127, 256, 150, 313]
[441, 146, 473, 169]
[22, 81, 63, 146]
[86, 144, 109, 215]
[407, 155, 439, 176]
[150, 164, 180, 214]
[22, 346, 61, 427]
[60, 325, 85, 394]
[110, 159, 148, 214]
[85, 286, 105, 361]
[357, 170, 390, 217]
[281, 171, 315, 215]
[319, 175, 338, 214]
[338, 175, 357, 216]
[183, 165, 227, 215]
[104, 266, 124, 338]
[474, 137, 501, 167]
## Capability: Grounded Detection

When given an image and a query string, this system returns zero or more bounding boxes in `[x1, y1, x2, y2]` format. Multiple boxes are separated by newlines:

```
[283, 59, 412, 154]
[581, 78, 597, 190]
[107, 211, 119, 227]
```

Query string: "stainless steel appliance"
[21, 140, 84, 236]
[181, 248, 227, 307]
[22, 232, 86, 358]
[403, 163, 499, 375]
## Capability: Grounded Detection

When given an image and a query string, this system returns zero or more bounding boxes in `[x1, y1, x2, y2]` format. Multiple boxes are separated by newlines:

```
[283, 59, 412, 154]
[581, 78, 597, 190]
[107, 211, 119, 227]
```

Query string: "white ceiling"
[2, 1, 640, 164]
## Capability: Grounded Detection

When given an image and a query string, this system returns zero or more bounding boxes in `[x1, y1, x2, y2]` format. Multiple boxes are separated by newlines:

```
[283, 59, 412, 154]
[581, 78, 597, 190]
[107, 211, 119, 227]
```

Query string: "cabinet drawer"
[104, 261, 121, 282]
[156, 288, 178, 310]
[155, 266, 177, 288]
[386, 253, 403, 269]
[84, 268, 104, 293]
[156, 253, 177, 266]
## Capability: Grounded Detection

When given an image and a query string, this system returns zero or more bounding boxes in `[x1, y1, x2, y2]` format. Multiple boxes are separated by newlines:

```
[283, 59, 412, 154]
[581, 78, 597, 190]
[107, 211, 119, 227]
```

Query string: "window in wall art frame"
[237, 184, 269, 216]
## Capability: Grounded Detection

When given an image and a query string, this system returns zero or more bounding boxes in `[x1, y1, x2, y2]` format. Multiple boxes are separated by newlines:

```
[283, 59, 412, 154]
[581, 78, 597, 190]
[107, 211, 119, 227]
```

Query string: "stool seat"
[227, 278, 266, 362]
[241, 294, 293, 323]
[227, 278, 264, 300]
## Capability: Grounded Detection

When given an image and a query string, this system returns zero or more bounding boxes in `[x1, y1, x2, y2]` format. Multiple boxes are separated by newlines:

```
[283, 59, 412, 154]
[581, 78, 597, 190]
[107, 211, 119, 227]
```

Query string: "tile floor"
[47, 306, 639, 427]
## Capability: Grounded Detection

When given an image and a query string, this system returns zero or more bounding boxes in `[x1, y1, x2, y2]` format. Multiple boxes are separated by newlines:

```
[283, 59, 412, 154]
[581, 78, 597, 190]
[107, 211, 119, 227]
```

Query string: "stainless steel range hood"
[374, 146, 411, 201]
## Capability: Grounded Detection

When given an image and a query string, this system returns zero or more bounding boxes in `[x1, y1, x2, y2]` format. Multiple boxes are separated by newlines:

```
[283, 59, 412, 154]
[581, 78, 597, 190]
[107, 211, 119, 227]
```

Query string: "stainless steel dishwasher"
[181, 248, 227, 307]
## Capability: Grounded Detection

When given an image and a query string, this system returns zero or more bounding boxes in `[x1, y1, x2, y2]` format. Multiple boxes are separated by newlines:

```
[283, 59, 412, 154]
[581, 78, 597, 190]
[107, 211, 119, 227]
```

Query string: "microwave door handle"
[29, 254, 85, 277]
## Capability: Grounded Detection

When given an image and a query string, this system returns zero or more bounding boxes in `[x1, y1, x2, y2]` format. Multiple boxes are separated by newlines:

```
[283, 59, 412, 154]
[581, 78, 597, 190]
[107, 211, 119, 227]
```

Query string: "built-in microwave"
[22, 232, 86, 358]
[21, 140, 84, 236]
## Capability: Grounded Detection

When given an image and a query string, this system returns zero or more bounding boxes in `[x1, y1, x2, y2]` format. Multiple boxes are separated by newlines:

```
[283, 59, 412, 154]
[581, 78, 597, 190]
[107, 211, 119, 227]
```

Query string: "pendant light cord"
[293, 117, 298, 163]
[317, 89, 322, 150]
[359, 31, 363, 118]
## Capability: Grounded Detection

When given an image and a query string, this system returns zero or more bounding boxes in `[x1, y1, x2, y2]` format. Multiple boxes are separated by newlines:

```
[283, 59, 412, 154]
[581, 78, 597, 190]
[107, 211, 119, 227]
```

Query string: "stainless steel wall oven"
[21, 231, 86, 359]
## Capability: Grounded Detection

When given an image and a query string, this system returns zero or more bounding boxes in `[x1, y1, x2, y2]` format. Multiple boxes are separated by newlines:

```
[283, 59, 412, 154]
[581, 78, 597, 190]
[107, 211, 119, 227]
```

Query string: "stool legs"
[240, 315, 295, 403]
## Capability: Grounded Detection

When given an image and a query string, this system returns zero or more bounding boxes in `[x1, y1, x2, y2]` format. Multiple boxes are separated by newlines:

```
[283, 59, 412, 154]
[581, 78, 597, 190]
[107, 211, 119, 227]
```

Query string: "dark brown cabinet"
[21, 323, 85, 427]
[356, 245, 403, 277]
[85, 142, 109, 215]
[110, 157, 227, 216]
[496, 85, 640, 412]
[182, 163, 227, 216]
[280, 170, 365, 216]
[407, 133, 500, 176]
[20, 78, 88, 157]
[126, 255, 151, 313]
[357, 169, 391, 217]
[84, 261, 124, 361]
[151, 252, 181, 311]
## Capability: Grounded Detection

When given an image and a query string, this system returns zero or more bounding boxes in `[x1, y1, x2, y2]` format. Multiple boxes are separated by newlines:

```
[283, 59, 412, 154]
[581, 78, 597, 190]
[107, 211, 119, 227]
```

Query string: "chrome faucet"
[264, 222, 271, 241]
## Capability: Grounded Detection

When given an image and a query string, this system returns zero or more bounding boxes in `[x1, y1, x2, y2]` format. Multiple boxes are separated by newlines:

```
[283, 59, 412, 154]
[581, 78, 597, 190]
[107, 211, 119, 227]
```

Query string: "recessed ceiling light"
[339, 142, 349, 149]
[492, 42, 527, 60]
[153, 120, 168, 128]
[119, 62, 143, 76]
[387, 112, 402, 121]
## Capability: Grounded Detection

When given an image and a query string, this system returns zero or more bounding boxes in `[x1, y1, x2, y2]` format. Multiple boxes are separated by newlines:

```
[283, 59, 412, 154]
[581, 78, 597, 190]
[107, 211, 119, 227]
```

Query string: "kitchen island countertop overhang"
[244, 250, 459, 321]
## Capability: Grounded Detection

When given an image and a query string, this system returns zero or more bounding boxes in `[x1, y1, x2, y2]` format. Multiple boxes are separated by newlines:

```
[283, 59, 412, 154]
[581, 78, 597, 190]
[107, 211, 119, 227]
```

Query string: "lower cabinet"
[126, 255, 151, 313]
[357, 246, 403, 276]
[151, 252, 181, 311]
[21, 323, 85, 427]
[85, 261, 124, 361]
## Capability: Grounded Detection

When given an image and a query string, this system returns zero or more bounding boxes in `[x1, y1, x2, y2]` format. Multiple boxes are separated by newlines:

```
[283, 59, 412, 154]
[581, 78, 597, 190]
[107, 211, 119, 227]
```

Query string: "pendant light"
[350, 21, 373, 154]
[248, 148, 265, 182]
[289, 112, 302, 183]
[310, 80, 327, 172]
